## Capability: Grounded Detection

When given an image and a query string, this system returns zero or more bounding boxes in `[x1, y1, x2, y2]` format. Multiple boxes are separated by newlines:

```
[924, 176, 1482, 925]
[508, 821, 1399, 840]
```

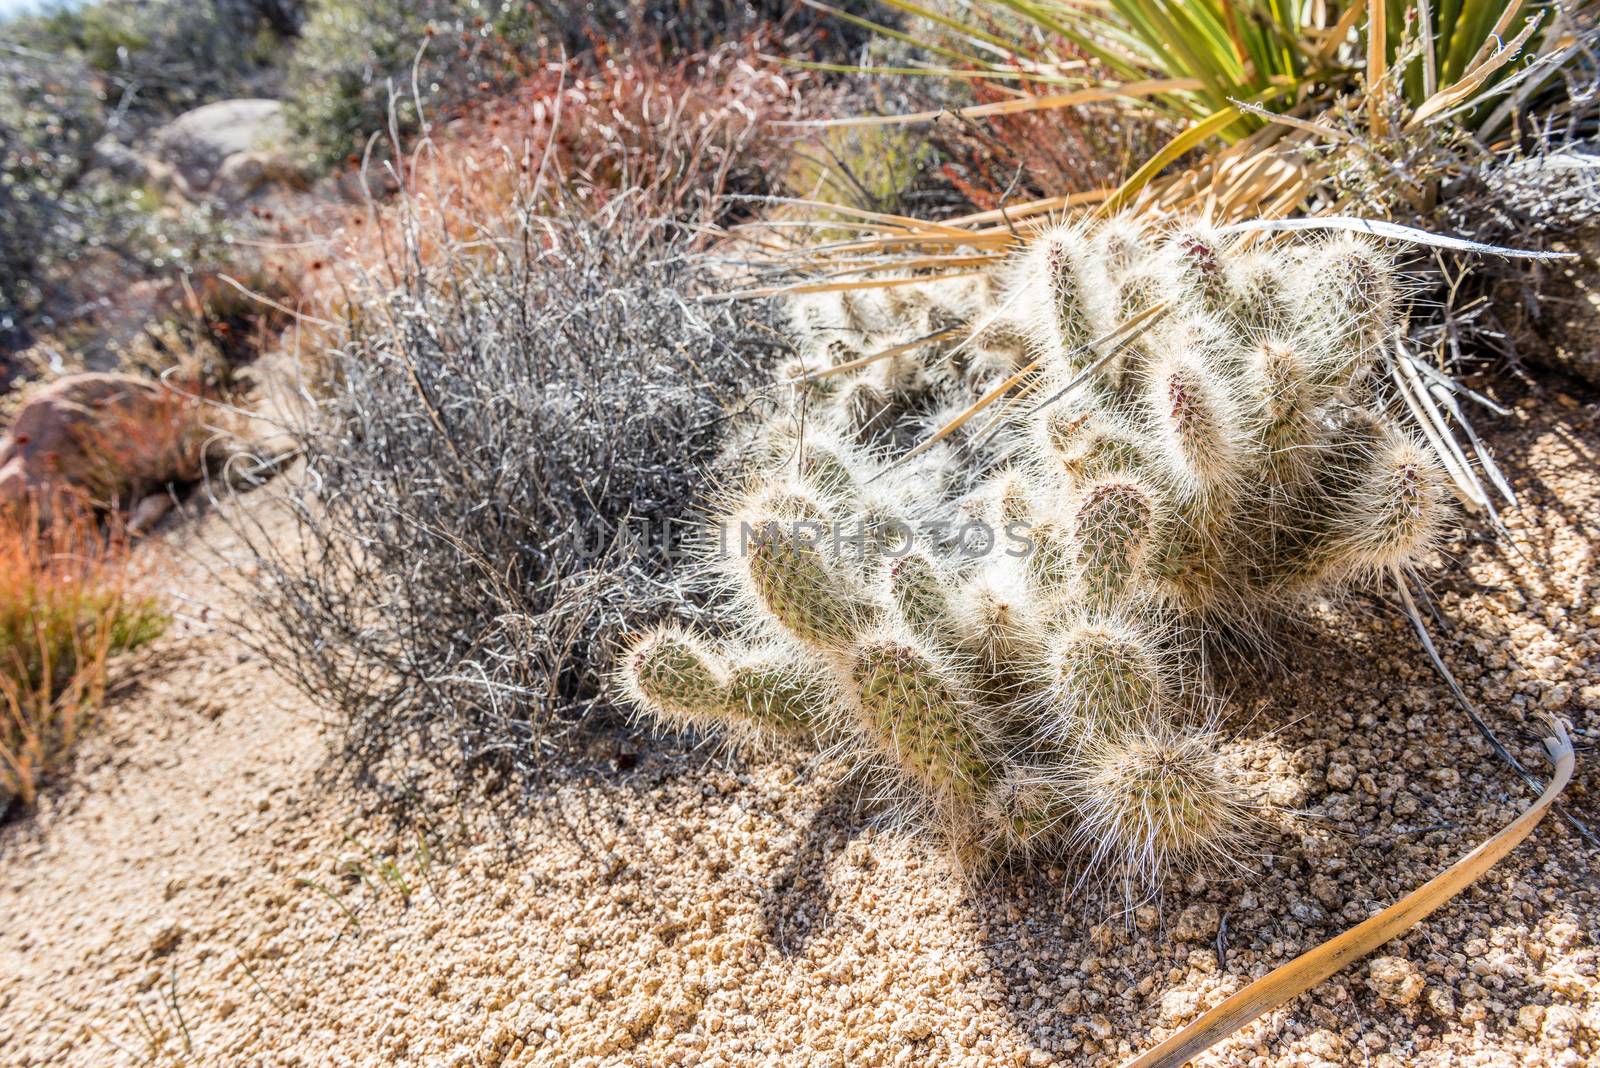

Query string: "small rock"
[1172, 904, 1219, 943]
[146, 919, 184, 957]
[0, 373, 221, 511]
[1367, 956, 1425, 1006]
[1542, 1004, 1582, 1045]
[1159, 988, 1201, 1025]
[128, 493, 175, 534]
[1304, 1028, 1347, 1060]
[152, 99, 289, 196]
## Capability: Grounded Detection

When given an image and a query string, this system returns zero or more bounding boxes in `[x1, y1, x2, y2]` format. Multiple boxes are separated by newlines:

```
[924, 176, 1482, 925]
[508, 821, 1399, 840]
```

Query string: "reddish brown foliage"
[431, 39, 802, 220]
[291, 35, 806, 316]
[0, 494, 166, 809]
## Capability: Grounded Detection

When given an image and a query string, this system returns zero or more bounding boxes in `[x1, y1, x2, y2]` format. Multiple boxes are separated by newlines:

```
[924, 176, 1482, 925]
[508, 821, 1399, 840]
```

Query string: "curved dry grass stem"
[1121, 717, 1577, 1068]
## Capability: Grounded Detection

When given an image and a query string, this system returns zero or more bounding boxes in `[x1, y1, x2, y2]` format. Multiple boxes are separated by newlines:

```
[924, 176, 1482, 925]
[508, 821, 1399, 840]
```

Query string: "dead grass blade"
[1367, 0, 1389, 137]
[1405, 353, 1517, 507]
[1215, 216, 1581, 258]
[1408, 11, 1544, 128]
[1389, 355, 1490, 510]
[1121, 712, 1576, 1068]
[1314, 2, 1370, 63]
[708, 270, 989, 302]
[788, 325, 967, 383]
[1099, 103, 1254, 216]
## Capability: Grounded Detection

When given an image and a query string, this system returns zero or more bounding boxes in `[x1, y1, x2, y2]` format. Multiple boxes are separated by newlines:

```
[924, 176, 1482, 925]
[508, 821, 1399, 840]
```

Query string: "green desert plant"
[620, 215, 1451, 895]
[285, 0, 540, 164]
[879, 0, 1569, 136]
[786, 1, 1595, 237]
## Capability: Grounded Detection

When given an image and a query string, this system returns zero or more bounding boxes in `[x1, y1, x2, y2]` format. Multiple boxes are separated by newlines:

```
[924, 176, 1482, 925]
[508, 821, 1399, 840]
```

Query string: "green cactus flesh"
[744, 519, 877, 650]
[851, 640, 993, 809]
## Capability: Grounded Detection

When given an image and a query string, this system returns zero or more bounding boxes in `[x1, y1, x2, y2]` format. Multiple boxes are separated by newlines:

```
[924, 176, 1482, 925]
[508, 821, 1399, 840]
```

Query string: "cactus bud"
[955, 568, 1044, 692]
[1324, 433, 1445, 577]
[884, 277, 932, 323]
[1015, 222, 1101, 371]
[1296, 235, 1396, 353]
[1115, 265, 1166, 324]
[1022, 515, 1074, 592]
[990, 469, 1034, 529]
[1093, 215, 1150, 277]
[888, 552, 961, 652]
[725, 656, 833, 735]
[776, 356, 842, 401]
[621, 626, 728, 724]
[1038, 407, 1145, 484]
[745, 482, 831, 526]
[838, 378, 895, 443]
[795, 441, 860, 500]
[1161, 224, 1234, 310]
[787, 290, 845, 339]
[1248, 338, 1316, 453]
[1221, 250, 1295, 333]
[958, 344, 1028, 392]
[1046, 618, 1164, 737]
[1148, 352, 1244, 495]
[1072, 478, 1155, 608]
[983, 764, 1072, 853]
[841, 287, 893, 335]
[1070, 721, 1249, 882]
[1045, 235, 1095, 353]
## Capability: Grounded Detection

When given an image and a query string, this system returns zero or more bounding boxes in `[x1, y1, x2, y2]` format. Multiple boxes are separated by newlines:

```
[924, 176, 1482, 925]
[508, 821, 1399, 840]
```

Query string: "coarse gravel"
[0, 384, 1596, 1067]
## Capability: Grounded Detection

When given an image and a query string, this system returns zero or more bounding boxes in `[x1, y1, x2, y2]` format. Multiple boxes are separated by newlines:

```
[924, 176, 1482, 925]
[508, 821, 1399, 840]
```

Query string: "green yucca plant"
[790, 0, 1585, 218]
[836, 0, 1568, 132]
[963, 0, 1319, 136]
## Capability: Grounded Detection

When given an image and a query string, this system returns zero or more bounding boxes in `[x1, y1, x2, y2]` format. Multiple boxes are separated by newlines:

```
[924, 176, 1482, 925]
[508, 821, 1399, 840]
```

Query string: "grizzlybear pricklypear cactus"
[619, 214, 1448, 895]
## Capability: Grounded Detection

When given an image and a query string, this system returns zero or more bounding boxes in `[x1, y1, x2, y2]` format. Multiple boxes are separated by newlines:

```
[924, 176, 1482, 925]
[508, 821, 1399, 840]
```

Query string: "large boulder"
[215, 149, 307, 204]
[0, 373, 212, 514]
[151, 99, 301, 202]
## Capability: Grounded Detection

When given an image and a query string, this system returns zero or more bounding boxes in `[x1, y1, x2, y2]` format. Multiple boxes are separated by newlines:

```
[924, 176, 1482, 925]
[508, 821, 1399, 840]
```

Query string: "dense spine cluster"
[619, 216, 1447, 893]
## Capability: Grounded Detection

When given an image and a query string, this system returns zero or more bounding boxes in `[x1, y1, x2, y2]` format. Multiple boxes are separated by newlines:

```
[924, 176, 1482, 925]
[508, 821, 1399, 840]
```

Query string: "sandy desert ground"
[1, 385, 1597, 1067]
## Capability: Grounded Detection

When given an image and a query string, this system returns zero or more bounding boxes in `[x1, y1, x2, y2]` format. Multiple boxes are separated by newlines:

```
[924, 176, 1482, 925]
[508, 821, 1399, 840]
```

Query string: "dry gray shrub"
[222, 204, 786, 782]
